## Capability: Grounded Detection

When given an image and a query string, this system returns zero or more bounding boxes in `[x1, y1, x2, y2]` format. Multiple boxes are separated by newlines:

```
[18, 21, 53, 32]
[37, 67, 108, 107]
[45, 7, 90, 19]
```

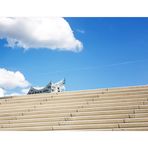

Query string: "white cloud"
[21, 88, 30, 94]
[5, 92, 22, 96]
[0, 17, 83, 52]
[0, 68, 30, 89]
[0, 88, 5, 97]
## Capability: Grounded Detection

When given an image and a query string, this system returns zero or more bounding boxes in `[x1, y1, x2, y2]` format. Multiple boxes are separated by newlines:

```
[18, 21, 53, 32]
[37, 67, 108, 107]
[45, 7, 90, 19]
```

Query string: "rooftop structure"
[27, 79, 65, 95]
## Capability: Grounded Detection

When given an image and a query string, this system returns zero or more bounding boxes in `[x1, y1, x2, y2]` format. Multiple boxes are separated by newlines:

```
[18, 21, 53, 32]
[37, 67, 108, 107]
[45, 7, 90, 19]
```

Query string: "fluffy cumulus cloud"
[0, 68, 30, 89]
[0, 17, 83, 52]
[0, 88, 5, 97]
[21, 88, 30, 94]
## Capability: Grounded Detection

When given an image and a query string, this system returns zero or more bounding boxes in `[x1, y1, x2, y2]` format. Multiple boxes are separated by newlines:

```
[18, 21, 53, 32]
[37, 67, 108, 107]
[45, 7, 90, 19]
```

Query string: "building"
[27, 79, 65, 94]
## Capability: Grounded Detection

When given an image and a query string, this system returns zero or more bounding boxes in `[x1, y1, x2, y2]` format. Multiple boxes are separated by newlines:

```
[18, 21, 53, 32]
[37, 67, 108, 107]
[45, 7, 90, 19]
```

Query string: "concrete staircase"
[0, 85, 148, 131]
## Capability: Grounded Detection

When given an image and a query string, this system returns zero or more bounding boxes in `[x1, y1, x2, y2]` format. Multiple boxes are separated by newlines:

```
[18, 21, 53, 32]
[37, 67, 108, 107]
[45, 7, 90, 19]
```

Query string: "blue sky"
[0, 17, 148, 96]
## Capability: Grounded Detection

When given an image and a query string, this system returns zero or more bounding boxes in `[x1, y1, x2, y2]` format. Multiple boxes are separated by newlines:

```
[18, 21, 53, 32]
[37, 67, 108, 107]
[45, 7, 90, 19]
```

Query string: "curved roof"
[27, 79, 65, 94]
